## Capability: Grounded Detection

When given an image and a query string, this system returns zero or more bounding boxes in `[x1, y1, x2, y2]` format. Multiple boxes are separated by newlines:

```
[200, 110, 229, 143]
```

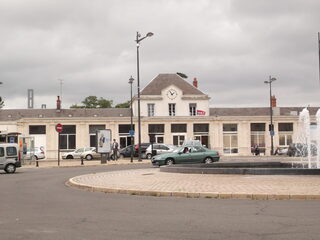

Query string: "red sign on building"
[196, 110, 206, 116]
[55, 123, 63, 133]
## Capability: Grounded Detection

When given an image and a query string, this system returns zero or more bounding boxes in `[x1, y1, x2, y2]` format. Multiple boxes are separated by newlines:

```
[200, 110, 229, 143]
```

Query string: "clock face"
[166, 89, 178, 100]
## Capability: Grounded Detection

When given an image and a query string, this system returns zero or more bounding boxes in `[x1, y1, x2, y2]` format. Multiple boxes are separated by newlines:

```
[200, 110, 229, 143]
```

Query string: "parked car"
[287, 143, 317, 157]
[80, 147, 101, 160]
[134, 143, 151, 158]
[0, 143, 21, 173]
[119, 145, 135, 158]
[151, 145, 219, 166]
[24, 147, 45, 160]
[79, 147, 121, 160]
[145, 143, 178, 159]
[62, 147, 96, 159]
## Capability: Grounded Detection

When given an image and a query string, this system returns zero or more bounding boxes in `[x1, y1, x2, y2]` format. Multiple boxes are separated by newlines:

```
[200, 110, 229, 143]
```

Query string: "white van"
[0, 144, 21, 173]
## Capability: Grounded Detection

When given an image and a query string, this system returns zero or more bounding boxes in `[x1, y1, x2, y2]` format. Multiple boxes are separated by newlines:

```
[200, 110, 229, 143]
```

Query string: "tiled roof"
[0, 107, 319, 121]
[209, 107, 320, 116]
[140, 73, 206, 95]
[0, 108, 131, 121]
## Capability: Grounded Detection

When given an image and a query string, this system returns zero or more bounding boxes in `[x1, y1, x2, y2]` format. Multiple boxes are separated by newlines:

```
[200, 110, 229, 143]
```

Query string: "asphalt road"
[1, 164, 320, 240]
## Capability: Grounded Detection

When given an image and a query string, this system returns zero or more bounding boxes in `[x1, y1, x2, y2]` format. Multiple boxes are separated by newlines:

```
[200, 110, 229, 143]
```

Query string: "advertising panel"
[96, 129, 111, 153]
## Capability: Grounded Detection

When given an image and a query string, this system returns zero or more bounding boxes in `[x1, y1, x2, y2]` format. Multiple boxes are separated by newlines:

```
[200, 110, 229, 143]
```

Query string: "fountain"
[317, 109, 320, 168]
[298, 108, 312, 168]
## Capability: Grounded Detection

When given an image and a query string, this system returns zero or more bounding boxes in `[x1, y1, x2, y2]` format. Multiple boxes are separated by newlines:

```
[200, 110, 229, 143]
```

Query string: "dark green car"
[151, 145, 219, 166]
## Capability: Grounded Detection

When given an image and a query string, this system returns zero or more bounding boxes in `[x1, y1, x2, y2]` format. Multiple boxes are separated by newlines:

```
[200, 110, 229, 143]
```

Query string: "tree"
[176, 72, 188, 78]
[115, 101, 130, 108]
[98, 98, 113, 108]
[0, 96, 4, 109]
[70, 96, 113, 109]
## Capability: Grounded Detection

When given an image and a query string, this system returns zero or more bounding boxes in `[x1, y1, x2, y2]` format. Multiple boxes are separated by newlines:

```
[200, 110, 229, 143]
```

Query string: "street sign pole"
[55, 123, 63, 166]
[58, 132, 60, 166]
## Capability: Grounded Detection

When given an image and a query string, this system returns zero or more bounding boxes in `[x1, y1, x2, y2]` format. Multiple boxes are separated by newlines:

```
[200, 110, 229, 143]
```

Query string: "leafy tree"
[0, 96, 4, 108]
[115, 101, 130, 108]
[176, 72, 188, 78]
[98, 98, 113, 108]
[69, 104, 84, 109]
[70, 96, 113, 109]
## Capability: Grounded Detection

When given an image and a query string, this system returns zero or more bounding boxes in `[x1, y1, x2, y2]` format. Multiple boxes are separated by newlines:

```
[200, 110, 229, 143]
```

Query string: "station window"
[59, 125, 76, 150]
[89, 125, 105, 148]
[189, 103, 196, 116]
[148, 104, 155, 116]
[223, 124, 238, 154]
[169, 103, 176, 116]
[29, 125, 46, 134]
[278, 123, 293, 146]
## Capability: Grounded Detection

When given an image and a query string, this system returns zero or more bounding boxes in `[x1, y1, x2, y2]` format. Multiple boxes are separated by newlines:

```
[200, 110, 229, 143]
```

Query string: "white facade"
[0, 74, 318, 159]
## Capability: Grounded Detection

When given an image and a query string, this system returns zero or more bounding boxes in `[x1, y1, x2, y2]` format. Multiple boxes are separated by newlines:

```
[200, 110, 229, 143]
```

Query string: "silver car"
[24, 147, 45, 160]
[80, 148, 100, 160]
[62, 147, 95, 159]
[146, 143, 178, 159]
[0, 143, 21, 173]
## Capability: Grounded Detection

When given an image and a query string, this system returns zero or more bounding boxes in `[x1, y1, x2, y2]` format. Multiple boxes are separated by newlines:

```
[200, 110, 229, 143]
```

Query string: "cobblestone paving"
[69, 168, 320, 199]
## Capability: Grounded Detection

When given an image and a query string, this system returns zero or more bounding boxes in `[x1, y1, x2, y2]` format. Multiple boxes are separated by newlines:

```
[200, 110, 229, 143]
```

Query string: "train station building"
[0, 73, 318, 159]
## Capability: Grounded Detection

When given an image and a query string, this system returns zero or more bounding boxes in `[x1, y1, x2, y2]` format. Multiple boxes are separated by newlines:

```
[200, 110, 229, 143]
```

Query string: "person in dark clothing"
[112, 139, 119, 160]
[254, 145, 260, 156]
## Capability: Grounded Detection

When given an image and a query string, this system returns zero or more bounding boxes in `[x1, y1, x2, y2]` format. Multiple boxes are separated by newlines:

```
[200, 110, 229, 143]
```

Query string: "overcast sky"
[0, 0, 320, 109]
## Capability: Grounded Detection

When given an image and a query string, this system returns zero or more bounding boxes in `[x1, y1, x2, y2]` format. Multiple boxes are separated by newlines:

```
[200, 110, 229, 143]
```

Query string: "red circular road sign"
[55, 123, 63, 133]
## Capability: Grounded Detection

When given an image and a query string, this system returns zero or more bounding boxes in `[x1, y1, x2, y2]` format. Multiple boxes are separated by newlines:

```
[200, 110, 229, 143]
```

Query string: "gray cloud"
[0, 0, 319, 109]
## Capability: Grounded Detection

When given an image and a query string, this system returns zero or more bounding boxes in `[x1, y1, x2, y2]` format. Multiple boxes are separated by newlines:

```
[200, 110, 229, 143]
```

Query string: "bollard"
[81, 156, 84, 165]
[36, 160, 39, 167]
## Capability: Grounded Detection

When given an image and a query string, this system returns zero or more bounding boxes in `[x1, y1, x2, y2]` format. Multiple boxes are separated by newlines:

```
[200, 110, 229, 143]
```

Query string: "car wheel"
[85, 154, 93, 160]
[5, 164, 16, 174]
[31, 155, 38, 161]
[204, 157, 213, 164]
[66, 155, 73, 159]
[147, 153, 152, 159]
[165, 158, 174, 165]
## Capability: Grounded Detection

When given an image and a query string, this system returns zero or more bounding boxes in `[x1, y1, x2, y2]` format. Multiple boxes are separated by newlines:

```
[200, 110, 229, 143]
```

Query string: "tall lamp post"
[0, 82, 3, 108]
[135, 31, 154, 161]
[129, 76, 134, 163]
[264, 76, 277, 155]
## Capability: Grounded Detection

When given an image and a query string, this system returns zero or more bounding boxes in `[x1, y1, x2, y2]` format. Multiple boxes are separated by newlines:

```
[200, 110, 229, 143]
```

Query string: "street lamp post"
[129, 76, 134, 163]
[135, 31, 154, 161]
[264, 76, 277, 155]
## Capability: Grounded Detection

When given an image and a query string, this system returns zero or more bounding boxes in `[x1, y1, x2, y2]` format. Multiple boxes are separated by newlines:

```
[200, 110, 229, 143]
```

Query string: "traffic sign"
[55, 123, 63, 133]
[129, 130, 135, 136]
[270, 130, 275, 136]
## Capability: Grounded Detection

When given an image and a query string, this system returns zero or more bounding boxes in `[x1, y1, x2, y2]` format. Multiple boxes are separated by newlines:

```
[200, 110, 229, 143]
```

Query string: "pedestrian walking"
[112, 139, 119, 160]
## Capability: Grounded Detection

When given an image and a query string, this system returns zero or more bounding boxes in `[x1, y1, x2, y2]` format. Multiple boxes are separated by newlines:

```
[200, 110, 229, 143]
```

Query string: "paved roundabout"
[68, 168, 320, 200]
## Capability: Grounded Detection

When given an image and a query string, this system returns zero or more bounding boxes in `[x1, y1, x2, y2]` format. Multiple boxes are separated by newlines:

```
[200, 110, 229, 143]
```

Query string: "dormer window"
[189, 103, 196, 116]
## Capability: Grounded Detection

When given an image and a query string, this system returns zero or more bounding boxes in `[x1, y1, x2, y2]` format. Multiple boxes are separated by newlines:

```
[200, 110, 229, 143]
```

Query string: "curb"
[67, 178, 320, 200]
[22, 161, 148, 169]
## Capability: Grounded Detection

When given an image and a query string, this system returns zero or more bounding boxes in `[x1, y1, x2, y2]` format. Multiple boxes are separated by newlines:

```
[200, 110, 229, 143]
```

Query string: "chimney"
[271, 95, 277, 107]
[193, 77, 198, 88]
[56, 96, 61, 110]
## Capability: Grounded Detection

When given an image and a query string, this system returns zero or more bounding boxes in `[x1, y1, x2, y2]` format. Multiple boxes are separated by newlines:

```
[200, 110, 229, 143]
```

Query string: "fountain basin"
[160, 162, 320, 175]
